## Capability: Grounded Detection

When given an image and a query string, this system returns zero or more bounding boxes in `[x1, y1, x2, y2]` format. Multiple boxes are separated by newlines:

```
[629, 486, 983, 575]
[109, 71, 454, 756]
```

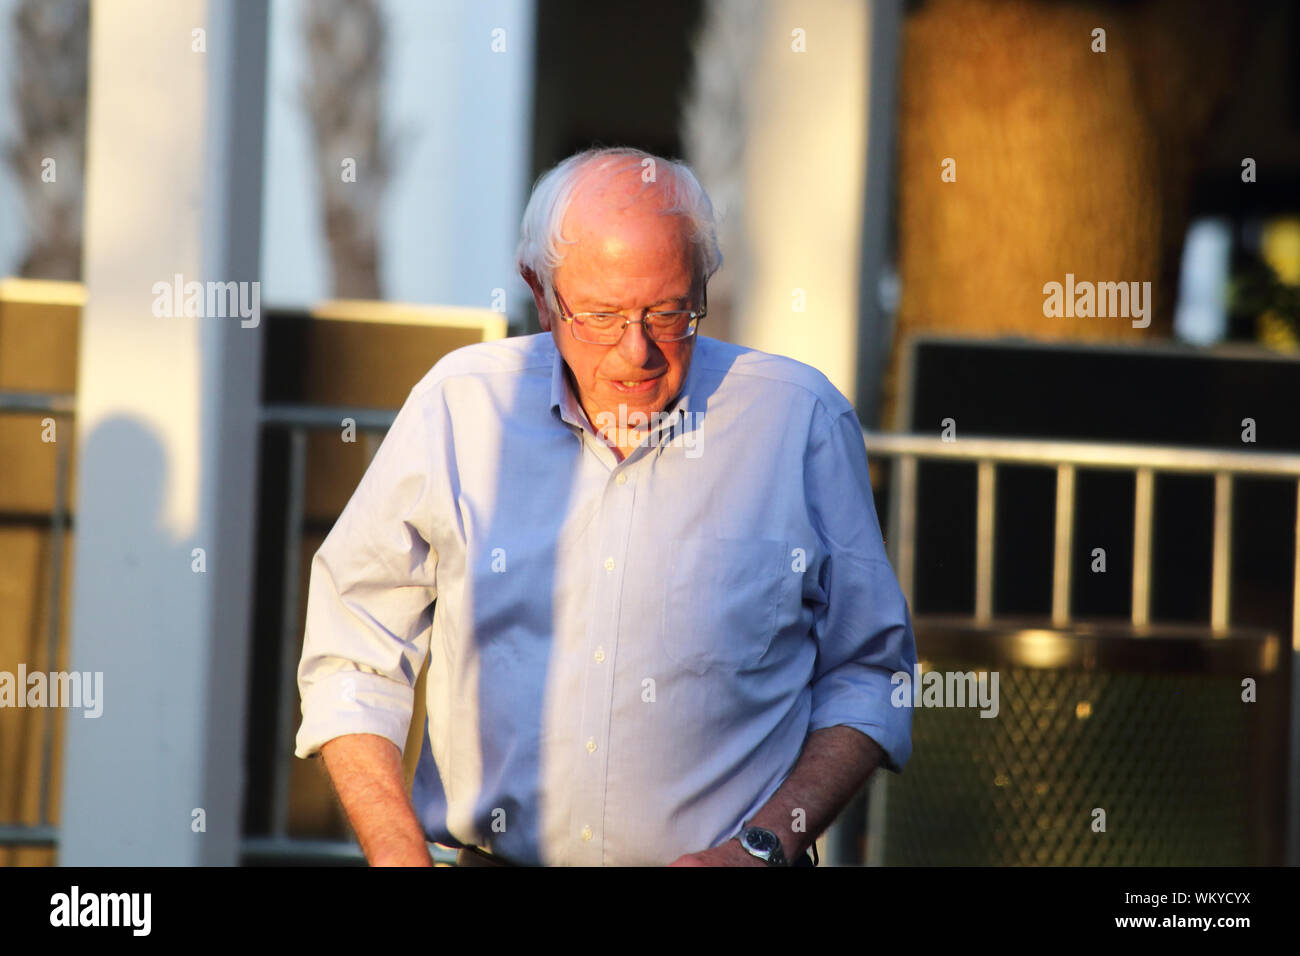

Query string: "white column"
[381, 0, 536, 318]
[260, 0, 537, 321]
[731, 0, 874, 403]
[59, 0, 267, 865]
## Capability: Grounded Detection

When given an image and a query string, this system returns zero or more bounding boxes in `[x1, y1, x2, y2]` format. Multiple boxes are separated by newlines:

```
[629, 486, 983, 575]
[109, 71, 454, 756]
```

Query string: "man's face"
[528, 175, 699, 432]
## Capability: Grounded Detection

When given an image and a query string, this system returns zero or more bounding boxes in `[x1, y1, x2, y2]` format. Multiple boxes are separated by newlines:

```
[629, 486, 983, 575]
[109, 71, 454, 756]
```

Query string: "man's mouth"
[609, 375, 661, 392]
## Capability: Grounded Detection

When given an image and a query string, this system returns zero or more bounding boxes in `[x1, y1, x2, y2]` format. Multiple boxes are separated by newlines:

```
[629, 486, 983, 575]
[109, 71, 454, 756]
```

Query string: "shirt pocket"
[661, 537, 788, 675]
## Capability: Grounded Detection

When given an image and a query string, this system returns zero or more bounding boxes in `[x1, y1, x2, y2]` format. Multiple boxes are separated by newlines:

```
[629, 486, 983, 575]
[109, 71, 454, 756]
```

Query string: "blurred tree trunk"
[6, 0, 88, 281]
[884, 0, 1260, 428]
[302, 0, 389, 300]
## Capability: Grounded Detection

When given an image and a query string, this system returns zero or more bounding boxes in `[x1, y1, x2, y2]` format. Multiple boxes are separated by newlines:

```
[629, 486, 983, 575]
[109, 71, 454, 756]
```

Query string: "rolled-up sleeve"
[294, 384, 439, 760]
[804, 406, 917, 772]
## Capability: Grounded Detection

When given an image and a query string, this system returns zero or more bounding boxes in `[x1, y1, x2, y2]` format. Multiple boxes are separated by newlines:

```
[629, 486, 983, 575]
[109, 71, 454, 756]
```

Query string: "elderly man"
[295, 146, 916, 866]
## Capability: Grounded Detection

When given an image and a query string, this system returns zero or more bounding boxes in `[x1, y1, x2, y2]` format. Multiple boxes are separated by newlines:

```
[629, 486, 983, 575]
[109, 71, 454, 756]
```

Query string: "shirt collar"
[548, 334, 704, 441]
[549, 340, 587, 431]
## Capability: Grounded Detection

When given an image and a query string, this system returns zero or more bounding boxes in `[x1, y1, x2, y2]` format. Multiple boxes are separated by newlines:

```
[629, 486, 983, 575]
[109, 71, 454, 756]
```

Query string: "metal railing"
[861, 429, 1300, 865]
[0, 390, 75, 853]
[0, 292, 504, 864]
[863, 431, 1300, 638]
[252, 403, 395, 865]
[250, 303, 504, 863]
[0, 394, 451, 864]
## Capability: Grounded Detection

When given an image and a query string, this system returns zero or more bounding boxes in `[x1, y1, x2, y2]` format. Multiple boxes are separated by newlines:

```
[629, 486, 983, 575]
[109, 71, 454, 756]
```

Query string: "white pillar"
[381, 0, 536, 318]
[59, 0, 267, 865]
[731, 0, 874, 404]
[260, 0, 537, 320]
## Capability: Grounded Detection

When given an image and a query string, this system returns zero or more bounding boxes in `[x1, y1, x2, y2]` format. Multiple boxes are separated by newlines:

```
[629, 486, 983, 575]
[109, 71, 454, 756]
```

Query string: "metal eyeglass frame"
[551, 283, 707, 344]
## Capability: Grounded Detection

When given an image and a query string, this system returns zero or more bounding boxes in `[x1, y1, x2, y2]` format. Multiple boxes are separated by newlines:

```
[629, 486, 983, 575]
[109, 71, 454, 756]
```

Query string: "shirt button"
[593, 647, 605, 663]
[581, 826, 593, 842]
[586, 737, 597, 753]
[615, 472, 628, 485]
[604, 557, 615, 571]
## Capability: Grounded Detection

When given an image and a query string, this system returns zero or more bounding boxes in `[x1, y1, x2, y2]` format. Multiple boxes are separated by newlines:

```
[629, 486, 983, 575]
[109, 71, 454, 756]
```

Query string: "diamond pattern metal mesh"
[880, 639, 1286, 865]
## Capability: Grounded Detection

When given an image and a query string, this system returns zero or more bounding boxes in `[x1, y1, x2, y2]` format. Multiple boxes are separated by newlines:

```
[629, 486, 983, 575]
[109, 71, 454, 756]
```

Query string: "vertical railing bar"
[882, 449, 899, 566]
[865, 770, 888, 867]
[1131, 467, 1155, 629]
[1210, 470, 1233, 635]
[1052, 464, 1075, 628]
[895, 455, 917, 606]
[38, 411, 71, 828]
[1288, 478, 1300, 866]
[974, 460, 996, 625]
[1291, 476, 1300, 658]
[271, 427, 309, 837]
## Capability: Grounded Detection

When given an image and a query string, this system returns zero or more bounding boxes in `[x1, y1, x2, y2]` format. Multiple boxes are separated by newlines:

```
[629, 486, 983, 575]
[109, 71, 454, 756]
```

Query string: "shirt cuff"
[295, 668, 416, 759]
[809, 666, 913, 772]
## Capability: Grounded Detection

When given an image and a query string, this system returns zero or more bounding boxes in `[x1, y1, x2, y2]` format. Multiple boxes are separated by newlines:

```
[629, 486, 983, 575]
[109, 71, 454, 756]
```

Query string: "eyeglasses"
[552, 284, 706, 345]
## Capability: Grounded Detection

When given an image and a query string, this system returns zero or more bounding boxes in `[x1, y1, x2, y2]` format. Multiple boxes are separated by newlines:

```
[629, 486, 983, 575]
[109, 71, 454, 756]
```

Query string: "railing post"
[272, 427, 309, 837]
[1132, 467, 1155, 629]
[1289, 478, 1300, 865]
[1051, 464, 1075, 628]
[38, 409, 72, 827]
[975, 460, 996, 625]
[894, 454, 917, 606]
[1211, 471, 1234, 635]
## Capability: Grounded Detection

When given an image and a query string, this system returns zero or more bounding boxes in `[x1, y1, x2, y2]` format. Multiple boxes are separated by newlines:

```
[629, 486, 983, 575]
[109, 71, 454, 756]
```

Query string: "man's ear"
[521, 266, 552, 332]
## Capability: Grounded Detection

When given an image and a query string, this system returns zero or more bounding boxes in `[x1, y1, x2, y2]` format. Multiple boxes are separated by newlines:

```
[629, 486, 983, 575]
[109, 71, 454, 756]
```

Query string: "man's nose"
[616, 318, 656, 363]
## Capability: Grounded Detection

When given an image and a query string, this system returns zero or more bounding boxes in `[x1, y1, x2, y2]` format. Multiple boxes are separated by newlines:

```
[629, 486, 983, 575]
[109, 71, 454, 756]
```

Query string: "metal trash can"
[873, 618, 1288, 865]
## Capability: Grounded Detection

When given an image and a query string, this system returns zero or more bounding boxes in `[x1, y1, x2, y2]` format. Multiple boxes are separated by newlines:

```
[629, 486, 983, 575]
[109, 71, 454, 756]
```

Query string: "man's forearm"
[745, 725, 885, 861]
[320, 733, 433, 866]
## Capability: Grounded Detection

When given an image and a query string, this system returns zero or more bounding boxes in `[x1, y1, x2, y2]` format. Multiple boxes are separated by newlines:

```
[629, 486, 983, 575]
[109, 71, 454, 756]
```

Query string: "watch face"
[745, 828, 778, 853]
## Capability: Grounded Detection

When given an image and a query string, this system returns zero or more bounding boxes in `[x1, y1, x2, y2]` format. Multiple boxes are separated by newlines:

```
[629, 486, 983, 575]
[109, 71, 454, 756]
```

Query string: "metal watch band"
[737, 824, 788, 866]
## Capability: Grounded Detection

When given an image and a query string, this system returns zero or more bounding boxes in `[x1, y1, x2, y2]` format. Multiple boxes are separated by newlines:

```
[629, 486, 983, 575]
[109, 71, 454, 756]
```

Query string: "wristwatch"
[734, 823, 789, 866]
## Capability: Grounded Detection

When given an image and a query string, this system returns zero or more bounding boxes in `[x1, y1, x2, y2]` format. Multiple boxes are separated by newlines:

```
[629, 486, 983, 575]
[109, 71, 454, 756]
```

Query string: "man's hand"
[668, 839, 768, 867]
[669, 726, 885, 868]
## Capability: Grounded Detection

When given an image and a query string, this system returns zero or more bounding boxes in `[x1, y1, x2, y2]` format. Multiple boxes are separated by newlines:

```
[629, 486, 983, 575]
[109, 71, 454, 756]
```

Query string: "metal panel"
[881, 621, 1286, 865]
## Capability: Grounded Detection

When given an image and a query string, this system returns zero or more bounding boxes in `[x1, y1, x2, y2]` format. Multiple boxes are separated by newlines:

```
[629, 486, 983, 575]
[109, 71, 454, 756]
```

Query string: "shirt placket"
[570, 440, 639, 865]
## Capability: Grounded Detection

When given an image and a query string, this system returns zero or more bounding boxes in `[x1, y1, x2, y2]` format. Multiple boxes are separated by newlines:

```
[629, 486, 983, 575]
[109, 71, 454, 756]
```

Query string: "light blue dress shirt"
[295, 331, 916, 865]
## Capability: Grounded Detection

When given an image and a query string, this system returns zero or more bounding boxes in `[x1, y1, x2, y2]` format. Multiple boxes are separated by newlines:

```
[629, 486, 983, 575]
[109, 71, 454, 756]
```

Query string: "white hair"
[516, 146, 722, 308]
